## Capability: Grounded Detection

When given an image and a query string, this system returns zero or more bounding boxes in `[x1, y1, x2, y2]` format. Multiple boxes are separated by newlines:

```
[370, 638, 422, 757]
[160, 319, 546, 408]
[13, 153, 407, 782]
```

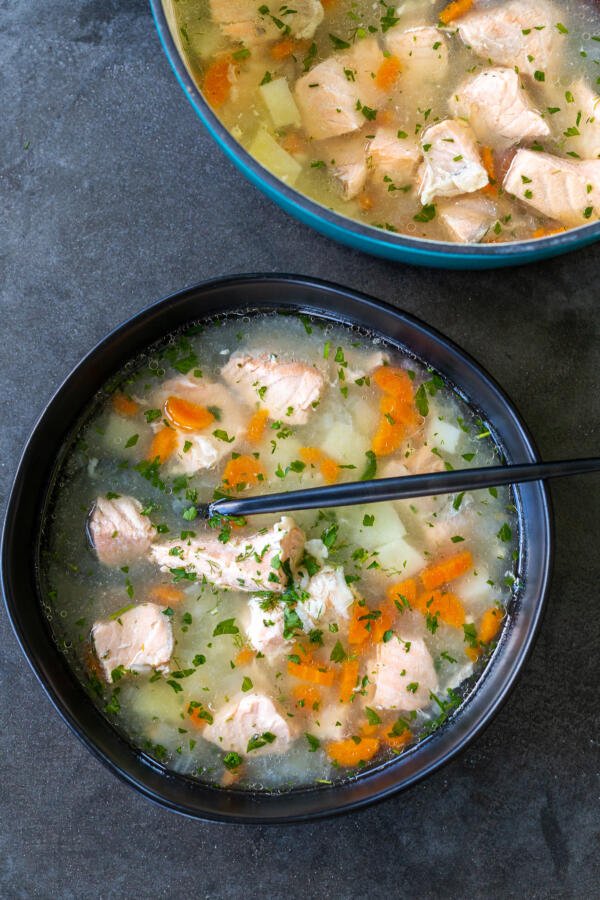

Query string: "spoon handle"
[208, 458, 600, 518]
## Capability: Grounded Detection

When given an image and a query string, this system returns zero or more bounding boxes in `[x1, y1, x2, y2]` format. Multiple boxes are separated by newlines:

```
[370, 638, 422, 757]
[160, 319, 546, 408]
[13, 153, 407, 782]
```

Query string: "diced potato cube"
[260, 77, 301, 128]
[338, 502, 407, 550]
[248, 129, 302, 185]
[377, 538, 425, 577]
[320, 421, 369, 467]
[426, 417, 462, 453]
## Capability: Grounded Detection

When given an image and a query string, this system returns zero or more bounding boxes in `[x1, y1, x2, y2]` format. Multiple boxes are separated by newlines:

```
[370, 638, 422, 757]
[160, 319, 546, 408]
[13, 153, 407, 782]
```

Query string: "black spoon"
[204, 458, 600, 519]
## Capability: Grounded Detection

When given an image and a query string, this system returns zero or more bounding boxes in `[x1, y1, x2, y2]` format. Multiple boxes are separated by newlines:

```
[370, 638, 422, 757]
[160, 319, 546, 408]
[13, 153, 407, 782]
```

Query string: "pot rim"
[149, 0, 600, 261]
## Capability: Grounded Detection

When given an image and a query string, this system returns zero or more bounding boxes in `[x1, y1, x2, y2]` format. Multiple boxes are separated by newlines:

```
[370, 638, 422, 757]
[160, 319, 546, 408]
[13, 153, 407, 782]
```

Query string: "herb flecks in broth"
[42, 313, 517, 791]
[174, 0, 600, 243]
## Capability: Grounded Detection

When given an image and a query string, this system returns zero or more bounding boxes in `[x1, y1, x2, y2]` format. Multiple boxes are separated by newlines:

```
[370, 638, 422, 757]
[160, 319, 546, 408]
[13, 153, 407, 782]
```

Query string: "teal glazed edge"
[149, 0, 600, 270]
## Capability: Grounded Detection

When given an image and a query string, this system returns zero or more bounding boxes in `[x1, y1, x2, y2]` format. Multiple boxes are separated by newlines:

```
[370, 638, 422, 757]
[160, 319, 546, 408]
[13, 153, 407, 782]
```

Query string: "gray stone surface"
[1, 1, 599, 897]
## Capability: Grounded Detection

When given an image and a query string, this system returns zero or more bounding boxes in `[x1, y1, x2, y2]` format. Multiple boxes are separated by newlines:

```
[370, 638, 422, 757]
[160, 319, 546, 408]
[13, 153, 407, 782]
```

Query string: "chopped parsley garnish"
[213, 618, 239, 636]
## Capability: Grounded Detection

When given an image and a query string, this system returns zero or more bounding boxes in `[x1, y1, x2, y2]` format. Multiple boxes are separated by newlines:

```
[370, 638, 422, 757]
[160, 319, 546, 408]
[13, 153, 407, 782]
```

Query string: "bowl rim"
[1, 274, 554, 822]
[149, 0, 600, 259]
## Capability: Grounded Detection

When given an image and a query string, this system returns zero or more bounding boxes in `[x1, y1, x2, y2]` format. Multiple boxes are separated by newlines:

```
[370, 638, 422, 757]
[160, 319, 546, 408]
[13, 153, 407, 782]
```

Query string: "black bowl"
[1, 275, 553, 822]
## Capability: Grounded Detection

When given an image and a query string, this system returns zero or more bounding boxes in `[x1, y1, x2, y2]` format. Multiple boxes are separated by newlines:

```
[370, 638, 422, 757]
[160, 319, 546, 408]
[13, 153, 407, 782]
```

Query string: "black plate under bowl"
[1, 275, 553, 822]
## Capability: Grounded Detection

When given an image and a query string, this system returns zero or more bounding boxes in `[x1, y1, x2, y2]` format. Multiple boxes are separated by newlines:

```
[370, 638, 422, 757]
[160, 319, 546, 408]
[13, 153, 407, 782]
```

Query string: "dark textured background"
[1, 1, 599, 897]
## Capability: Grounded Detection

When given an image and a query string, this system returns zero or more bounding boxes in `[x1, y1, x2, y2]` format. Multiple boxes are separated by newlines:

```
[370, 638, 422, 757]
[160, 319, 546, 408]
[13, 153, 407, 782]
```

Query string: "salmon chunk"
[368, 128, 421, 186]
[320, 134, 368, 200]
[370, 636, 438, 711]
[345, 37, 387, 109]
[245, 597, 290, 655]
[295, 58, 363, 140]
[450, 68, 550, 150]
[210, 0, 324, 46]
[151, 376, 246, 473]
[296, 565, 354, 630]
[457, 0, 563, 79]
[151, 516, 305, 593]
[92, 602, 174, 681]
[554, 79, 600, 160]
[418, 119, 488, 206]
[221, 353, 324, 424]
[88, 495, 155, 567]
[503, 149, 600, 227]
[202, 692, 293, 755]
[438, 195, 498, 243]
[385, 26, 449, 84]
[295, 39, 385, 141]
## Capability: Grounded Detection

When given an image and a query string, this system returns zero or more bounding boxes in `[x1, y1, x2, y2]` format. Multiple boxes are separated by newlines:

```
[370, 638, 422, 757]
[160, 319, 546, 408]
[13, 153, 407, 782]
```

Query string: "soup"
[170, 0, 600, 243]
[41, 312, 518, 791]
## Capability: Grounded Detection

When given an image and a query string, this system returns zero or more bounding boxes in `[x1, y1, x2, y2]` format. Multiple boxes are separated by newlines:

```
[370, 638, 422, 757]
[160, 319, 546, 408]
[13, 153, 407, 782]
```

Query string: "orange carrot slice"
[292, 684, 321, 710]
[235, 647, 255, 667]
[246, 408, 269, 443]
[479, 606, 504, 644]
[372, 366, 413, 401]
[338, 659, 360, 702]
[420, 550, 473, 592]
[188, 704, 212, 728]
[414, 589, 466, 628]
[150, 584, 185, 605]
[531, 226, 565, 239]
[203, 58, 232, 108]
[112, 393, 139, 417]
[386, 578, 418, 609]
[480, 146, 498, 195]
[370, 602, 395, 643]
[326, 737, 380, 767]
[287, 660, 336, 686]
[164, 396, 214, 432]
[300, 446, 340, 484]
[439, 0, 474, 25]
[147, 426, 177, 463]
[222, 454, 265, 490]
[270, 38, 297, 60]
[348, 601, 372, 645]
[371, 416, 408, 456]
[375, 56, 402, 91]
[280, 132, 305, 156]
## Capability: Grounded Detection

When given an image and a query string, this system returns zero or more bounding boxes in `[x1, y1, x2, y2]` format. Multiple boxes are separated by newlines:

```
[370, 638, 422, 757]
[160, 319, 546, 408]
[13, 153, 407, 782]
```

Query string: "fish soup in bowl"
[166, 0, 600, 245]
[41, 311, 518, 792]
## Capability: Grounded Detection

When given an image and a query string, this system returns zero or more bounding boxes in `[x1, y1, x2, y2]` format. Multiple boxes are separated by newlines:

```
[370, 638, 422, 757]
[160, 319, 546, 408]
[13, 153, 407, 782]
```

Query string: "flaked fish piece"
[295, 39, 385, 141]
[151, 376, 246, 473]
[295, 58, 363, 140]
[449, 67, 550, 151]
[554, 78, 600, 160]
[245, 597, 290, 655]
[202, 692, 293, 755]
[346, 37, 387, 109]
[385, 25, 449, 84]
[438, 195, 498, 243]
[344, 348, 390, 382]
[296, 565, 354, 630]
[368, 127, 421, 186]
[151, 516, 305, 593]
[418, 119, 488, 206]
[503, 149, 600, 227]
[404, 444, 445, 474]
[456, 0, 563, 79]
[320, 134, 368, 200]
[221, 353, 324, 424]
[92, 602, 173, 682]
[88, 495, 155, 567]
[369, 635, 438, 711]
[210, 0, 324, 45]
